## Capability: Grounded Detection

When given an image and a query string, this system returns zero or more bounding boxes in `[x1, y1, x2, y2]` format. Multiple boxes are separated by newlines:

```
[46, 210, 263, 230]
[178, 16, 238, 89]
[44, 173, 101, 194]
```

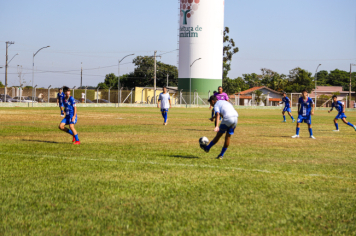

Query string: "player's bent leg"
[292, 122, 301, 138]
[334, 119, 339, 131]
[342, 118, 356, 130]
[204, 132, 223, 153]
[308, 124, 315, 139]
[69, 124, 80, 144]
[217, 133, 231, 160]
[59, 122, 66, 131]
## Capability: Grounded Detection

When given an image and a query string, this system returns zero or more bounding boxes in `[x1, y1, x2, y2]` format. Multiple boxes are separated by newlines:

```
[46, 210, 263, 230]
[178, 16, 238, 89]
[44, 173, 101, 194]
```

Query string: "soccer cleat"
[310, 136, 316, 139]
[72, 136, 75, 142]
[291, 135, 299, 138]
[292, 119, 295, 123]
[202, 145, 210, 153]
[354, 126, 356, 131]
[61, 114, 64, 117]
[73, 141, 81, 145]
[216, 155, 223, 160]
[282, 120, 287, 123]
[333, 130, 339, 132]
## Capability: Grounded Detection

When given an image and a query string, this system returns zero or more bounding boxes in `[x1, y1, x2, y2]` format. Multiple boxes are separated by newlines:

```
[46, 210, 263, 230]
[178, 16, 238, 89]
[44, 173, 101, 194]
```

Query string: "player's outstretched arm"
[169, 98, 172, 108]
[311, 102, 315, 115]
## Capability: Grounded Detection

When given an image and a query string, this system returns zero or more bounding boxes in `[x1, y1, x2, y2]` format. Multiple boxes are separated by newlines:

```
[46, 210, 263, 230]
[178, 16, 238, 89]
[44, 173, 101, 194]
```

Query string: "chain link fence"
[2, 87, 354, 108]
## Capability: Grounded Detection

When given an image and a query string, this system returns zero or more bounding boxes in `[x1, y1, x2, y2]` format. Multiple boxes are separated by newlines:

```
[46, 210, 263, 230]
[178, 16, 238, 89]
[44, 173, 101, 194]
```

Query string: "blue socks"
[309, 128, 313, 136]
[347, 122, 354, 127]
[335, 123, 339, 130]
[74, 134, 79, 142]
[291, 116, 294, 120]
[220, 147, 228, 157]
[162, 112, 168, 123]
[206, 141, 215, 151]
[67, 130, 74, 135]
[283, 116, 286, 121]
[296, 127, 300, 135]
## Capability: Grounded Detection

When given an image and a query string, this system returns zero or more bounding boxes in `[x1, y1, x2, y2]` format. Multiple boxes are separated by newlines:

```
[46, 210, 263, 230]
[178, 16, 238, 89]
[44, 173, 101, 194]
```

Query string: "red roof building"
[230, 86, 282, 106]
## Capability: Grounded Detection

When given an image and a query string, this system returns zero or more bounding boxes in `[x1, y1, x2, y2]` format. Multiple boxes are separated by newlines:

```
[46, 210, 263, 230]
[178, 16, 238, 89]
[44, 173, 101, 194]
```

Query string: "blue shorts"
[61, 115, 77, 125]
[59, 103, 64, 108]
[297, 115, 311, 124]
[283, 107, 292, 113]
[161, 109, 168, 112]
[219, 124, 236, 135]
[335, 113, 347, 119]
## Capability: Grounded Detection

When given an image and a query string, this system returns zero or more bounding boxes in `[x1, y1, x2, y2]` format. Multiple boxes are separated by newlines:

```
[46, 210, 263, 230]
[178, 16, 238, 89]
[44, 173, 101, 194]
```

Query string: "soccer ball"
[199, 136, 209, 146]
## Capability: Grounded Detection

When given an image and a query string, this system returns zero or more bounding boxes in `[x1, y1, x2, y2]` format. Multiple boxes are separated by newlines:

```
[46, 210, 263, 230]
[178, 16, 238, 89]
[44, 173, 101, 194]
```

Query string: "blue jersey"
[298, 97, 314, 116]
[332, 101, 344, 115]
[282, 96, 291, 108]
[63, 96, 76, 117]
[57, 92, 65, 104]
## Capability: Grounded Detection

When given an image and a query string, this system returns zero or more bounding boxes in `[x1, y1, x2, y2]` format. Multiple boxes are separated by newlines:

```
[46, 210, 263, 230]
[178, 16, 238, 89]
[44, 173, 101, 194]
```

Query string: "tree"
[260, 68, 288, 91]
[284, 67, 314, 93]
[243, 73, 261, 88]
[223, 27, 239, 80]
[0, 81, 4, 88]
[97, 73, 118, 89]
[98, 56, 178, 89]
[223, 77, 249, 94]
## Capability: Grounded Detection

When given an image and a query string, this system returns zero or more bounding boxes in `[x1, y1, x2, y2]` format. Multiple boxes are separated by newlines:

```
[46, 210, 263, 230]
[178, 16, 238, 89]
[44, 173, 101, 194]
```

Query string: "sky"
[1, 0, 356, 88]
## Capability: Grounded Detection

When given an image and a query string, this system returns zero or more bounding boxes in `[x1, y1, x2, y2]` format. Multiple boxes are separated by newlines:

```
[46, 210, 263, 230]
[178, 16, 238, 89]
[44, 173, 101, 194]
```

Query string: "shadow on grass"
[171, 155, 199, 159]
[183, 129, 211, 132]
[22, 139, 67, 144]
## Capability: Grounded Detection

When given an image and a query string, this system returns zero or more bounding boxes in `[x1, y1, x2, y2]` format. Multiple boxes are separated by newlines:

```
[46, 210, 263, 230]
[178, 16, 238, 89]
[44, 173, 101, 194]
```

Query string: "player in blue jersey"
[57, 88, 65, 117]
[292, 90, 316, 139]
[202, 95, 238, 159]
[157, 86, 171, 125]
[58, 86, 80, 145]
[328, 95, 356, 132]
[280, 92, 295, 122]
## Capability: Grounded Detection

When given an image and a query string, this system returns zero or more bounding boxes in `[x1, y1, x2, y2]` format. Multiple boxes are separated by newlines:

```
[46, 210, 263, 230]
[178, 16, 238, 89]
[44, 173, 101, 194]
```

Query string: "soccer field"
[1, 107, 356, 235]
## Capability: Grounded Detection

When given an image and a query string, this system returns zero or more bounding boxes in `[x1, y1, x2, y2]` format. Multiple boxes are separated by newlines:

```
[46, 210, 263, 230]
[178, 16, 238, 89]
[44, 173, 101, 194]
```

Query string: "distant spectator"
[81, 92, 85, 103]
[353, 102, 356, 108]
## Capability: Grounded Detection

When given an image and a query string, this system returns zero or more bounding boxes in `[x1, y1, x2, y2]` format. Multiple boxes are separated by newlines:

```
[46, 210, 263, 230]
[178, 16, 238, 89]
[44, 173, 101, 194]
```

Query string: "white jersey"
[159, 93, 170, 109]
[214, 100, 238, 119]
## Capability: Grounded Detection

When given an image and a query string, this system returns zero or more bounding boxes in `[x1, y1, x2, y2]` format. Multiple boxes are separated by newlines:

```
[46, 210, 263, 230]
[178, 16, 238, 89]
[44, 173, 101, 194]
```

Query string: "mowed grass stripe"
[0, 151, 354, 181]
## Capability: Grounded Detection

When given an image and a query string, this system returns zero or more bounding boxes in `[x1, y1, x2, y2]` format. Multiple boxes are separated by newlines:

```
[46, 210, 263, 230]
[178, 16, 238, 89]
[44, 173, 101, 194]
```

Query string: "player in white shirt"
[202, 95, 238, 159]
[157, 86, 171, 125]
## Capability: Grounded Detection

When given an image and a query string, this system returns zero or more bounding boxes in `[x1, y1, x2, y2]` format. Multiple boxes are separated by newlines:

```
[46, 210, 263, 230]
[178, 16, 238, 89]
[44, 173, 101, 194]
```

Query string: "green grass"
[0, 107, 356, 235]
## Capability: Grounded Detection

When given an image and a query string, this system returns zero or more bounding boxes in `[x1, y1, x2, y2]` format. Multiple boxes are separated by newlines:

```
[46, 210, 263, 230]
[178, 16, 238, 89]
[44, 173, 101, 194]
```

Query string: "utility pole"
[5, 41, 15, 100]
[166, 73, 169, 87]
[81, 62, 83, 88]
[154, 50, 157, 104]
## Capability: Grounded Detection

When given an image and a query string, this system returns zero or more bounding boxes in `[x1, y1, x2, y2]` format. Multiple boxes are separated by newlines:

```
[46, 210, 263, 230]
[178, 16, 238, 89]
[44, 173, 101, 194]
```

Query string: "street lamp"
[118, 53, 134, 107]
[314, 64, 321, 107]
[190, 58, 201, 107]
[32, 46, 50, 105]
